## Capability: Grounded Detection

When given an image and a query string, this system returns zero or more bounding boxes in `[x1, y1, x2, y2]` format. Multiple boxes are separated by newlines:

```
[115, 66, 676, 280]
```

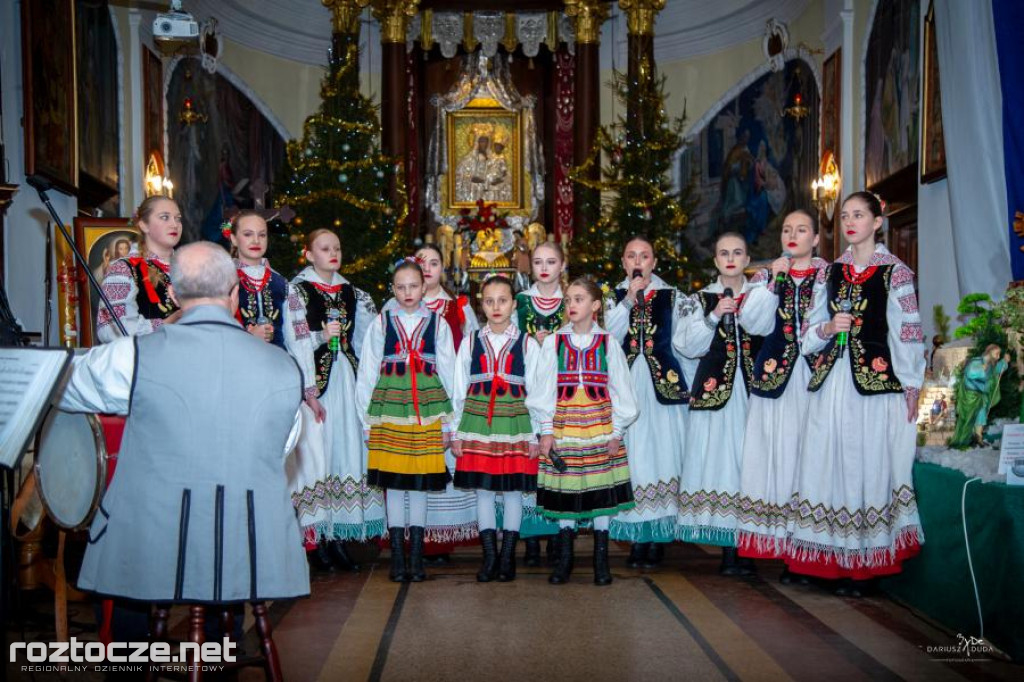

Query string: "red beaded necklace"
[532, 296, 562, 312]
[842, 263, 877, 285]
[238, 267, 271, 293]
[789, 266, 816, 279]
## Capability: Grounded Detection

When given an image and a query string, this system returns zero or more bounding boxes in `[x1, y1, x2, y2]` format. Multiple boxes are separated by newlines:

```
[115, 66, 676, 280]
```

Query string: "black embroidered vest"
[689, 291, 763, 411]
[749, 275, 816, 399]
[466, 330, 527, 400]
[237, 268, 289, 350]
[295, 280, 359, 397]
[807, 265, 904, 395]
[614, 288, 689, 404]
[127, 258, 178, 321]
[515, 293, 565, 335]
[380, 311, 439, 378]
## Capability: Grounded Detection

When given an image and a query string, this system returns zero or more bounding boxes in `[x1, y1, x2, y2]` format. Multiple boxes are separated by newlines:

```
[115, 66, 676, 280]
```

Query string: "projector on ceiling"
[153, 1, 199, 41]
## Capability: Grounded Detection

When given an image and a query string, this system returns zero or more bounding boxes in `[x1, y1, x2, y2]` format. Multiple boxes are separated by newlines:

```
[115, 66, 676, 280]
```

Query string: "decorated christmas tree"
[269, 32, 408, 297]
[569, 70, 702, 288]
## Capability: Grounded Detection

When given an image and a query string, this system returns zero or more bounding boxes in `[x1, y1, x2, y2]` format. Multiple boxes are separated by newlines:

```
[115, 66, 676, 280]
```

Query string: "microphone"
[25, 174, 53, 192]
[327, 308, 341, 361]
[836, 299, 852, 358]
[547, 447, 569, 474]
[721, 287, 735, 330]
[774, 250, 792, 285]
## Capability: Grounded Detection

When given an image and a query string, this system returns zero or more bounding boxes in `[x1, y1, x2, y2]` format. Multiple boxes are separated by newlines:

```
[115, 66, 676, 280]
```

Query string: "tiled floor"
[6, 540, 1021, 681]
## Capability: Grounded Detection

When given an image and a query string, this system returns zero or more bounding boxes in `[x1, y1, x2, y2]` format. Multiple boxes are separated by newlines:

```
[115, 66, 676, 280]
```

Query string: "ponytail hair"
[132, 195, 178, 291]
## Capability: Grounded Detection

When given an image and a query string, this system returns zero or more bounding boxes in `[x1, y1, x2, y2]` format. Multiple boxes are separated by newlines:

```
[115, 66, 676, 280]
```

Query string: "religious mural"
[167, 59, 286, 243]
[864, 0, 920, 188]
[679, 59, 819, 263]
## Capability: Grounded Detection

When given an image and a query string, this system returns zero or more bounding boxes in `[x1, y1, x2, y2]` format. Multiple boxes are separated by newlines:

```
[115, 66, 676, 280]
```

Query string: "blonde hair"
[305, 228, 339, 252]
[132, 195, 178, 291]
[531, 241, 568, 289]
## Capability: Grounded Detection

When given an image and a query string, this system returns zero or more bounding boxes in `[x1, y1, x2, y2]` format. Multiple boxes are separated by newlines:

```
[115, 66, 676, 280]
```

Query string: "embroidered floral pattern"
[791, 485, 919, 538]
[897, 292, 918, 314]
[625, 290, 688, 403]
[750, 276, 814, 393]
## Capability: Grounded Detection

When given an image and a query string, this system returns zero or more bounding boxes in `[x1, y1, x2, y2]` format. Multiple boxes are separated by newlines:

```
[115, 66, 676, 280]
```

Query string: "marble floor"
[5, 540, 1021, 681]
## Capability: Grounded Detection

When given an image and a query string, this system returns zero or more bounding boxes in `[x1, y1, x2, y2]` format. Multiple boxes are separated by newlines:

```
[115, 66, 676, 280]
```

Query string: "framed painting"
[920, 3, 947, 183]
[74, 217, 136, 347]
[22, 0, 78, 194]
[445, 104, 523, 212]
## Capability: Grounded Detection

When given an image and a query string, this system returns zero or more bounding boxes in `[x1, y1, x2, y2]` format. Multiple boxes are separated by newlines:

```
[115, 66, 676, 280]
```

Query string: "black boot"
[719, 547, 743, 576]
[388, 528, 407, 582]
[408, 526, 427, 582]
[548, 528, 575, 585]
[626, 542, 649, 568]
[546, 534, 560, 567]
[498, 531, 519, 582]
[593, 530, 613, 586]
[477, 529, 499, 582]
[523, 537, 542, 567]
[307, 541, 335, 573]
[644, 542, 665, 568]
[326, 539, 360, 571]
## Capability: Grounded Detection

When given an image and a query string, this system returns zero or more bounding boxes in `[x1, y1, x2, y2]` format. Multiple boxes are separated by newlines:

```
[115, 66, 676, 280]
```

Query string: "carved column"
[619, 0, 663, 136]
[371, 1, 419, 235]
[565, 1, 609, 234]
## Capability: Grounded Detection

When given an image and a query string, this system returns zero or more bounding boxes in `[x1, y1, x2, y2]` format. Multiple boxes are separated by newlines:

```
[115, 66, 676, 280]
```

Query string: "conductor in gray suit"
[60, 241, 309, 605]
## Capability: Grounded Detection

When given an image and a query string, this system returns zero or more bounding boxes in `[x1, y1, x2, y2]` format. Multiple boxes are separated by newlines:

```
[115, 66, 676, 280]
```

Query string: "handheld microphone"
[327, 309, 341, 360]
[836, 299, 852, 358]
[548, 447, 569, 474]
[774, 250, 792, 285]
[721, 287, 735, 330]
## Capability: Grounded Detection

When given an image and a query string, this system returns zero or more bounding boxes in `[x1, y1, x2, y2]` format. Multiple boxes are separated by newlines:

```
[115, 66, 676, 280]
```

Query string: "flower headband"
[221, 220, 233, 240]
[391, 255, 424, 270]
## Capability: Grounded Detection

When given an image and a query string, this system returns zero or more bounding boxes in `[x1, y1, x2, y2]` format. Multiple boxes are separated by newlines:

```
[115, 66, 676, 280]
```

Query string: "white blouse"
[674, 277, 776, 360]
[525, 324, 639, 439]
[354, 305, 458, 432]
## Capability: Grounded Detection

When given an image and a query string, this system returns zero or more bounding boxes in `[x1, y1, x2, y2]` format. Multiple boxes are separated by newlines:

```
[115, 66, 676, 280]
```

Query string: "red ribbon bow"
[482, 349, 514, 426]
[128, 257, 168, 304]
[398, 339, 427, 424]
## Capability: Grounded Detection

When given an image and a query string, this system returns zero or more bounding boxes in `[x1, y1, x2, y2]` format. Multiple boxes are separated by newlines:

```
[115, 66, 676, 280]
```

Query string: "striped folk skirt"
[454, 392, 538, 492]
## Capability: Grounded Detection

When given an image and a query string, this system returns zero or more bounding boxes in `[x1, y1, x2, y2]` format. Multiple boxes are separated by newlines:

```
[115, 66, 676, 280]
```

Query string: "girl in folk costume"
[226, 211, 288, 349]
[383, 244, 479, 558]
[736, 211, 829, 581]
[285, 229, 383, 572]
[605, 236, 693, 568]
[452, 276, 543, 582]
[357, 259, 458, 582]
[96, 196, 182, 342]
[528, 278, 639, 586]
[676, 232, 775, 575]
[787, 192, 925, 596]
[514, 241, 567, 566]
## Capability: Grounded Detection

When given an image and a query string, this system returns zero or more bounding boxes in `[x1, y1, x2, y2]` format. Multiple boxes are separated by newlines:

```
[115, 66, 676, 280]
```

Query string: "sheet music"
[0, 347, 73, 468]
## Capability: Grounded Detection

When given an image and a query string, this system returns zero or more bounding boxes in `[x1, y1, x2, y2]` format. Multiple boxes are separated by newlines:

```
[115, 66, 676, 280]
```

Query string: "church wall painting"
[679, 58, 819, 264]
[864, 0, 920, 188]
[166, 58, 286, 244]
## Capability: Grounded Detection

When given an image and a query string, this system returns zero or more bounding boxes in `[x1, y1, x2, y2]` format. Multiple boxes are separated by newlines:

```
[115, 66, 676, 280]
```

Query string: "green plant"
[932, 304, 950, 343]
[952, 291, 1020, 419]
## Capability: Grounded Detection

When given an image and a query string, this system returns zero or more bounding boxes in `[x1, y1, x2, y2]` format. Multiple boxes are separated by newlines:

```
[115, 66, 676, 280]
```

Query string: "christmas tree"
[270, 32, 408, 297]
[569, 70, 703, 288]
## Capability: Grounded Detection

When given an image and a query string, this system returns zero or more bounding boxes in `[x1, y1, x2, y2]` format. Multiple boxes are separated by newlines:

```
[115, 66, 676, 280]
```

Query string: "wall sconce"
[811, 151, 840, 220]
[783, 92, 809, 120]
[144, 152, 174, 198]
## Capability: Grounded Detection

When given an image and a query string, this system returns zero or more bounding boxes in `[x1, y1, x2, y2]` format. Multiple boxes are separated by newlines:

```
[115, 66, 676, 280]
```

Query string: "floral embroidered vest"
[295, 280, 359, 397]
[237, 267, 289, 350]
[749, 274, 816, 399]
[127, 257, 178, 321]
[515, 293, 565, 335]
[614, 288, 689, 405]
[689, 291, 763, 411]
[807, 265, 904, 395]
[556, 334, 610, 403]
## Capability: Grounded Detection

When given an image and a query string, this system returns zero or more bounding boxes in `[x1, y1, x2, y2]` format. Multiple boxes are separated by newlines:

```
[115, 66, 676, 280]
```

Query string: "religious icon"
[446, 108, 521, 211]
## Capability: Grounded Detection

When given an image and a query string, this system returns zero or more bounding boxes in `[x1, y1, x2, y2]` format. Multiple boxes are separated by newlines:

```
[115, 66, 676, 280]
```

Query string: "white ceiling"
[172, 0, 811, 67]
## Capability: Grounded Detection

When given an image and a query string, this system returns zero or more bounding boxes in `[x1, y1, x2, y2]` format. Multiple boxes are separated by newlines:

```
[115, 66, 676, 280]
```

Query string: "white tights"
[385, 489, 427, 528]
[558, 516, 609, 531]
[475, 491, 524, 531]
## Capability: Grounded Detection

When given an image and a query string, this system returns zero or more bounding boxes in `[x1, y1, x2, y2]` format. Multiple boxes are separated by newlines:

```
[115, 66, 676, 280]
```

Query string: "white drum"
[34, 409, 107, 531]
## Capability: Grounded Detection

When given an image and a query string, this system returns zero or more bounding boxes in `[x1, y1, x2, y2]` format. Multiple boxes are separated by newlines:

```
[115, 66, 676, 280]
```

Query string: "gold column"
[322, 0, 371, 34]
[370, 0, 420, 43]
[618, 0, 665, 36]
[564, 0, 610, 44]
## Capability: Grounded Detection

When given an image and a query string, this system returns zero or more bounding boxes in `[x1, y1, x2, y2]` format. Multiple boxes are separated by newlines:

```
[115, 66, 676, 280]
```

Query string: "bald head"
[170, 241, 239, 309]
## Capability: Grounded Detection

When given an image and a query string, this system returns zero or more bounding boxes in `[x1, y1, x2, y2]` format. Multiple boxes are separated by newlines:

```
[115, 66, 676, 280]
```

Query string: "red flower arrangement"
[458, 198, 509, 232]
